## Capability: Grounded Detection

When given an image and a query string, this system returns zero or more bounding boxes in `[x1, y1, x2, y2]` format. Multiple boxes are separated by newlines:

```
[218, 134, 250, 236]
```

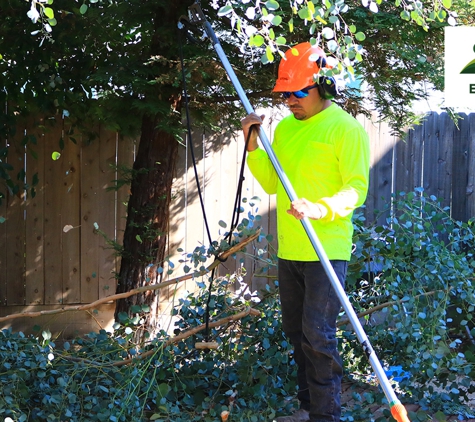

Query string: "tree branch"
[0, 231, 261, 324]
[337, 289, 440, 327]
[59, 306, 261, 367]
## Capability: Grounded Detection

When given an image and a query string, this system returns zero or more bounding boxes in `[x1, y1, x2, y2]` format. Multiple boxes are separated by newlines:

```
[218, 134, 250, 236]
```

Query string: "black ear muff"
[316, 76, 337, 99]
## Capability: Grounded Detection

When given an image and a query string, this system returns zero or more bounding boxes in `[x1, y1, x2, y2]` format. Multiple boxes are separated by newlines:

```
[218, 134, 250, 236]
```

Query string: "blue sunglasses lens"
[282, 86, 314, 99]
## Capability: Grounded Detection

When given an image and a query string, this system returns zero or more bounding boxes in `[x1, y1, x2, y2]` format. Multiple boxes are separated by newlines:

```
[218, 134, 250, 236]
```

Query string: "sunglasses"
[282, 85, 318, 99]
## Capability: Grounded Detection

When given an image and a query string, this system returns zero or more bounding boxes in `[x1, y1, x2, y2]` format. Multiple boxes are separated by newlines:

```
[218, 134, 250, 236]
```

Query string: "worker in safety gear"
[241, 42, 370, 422]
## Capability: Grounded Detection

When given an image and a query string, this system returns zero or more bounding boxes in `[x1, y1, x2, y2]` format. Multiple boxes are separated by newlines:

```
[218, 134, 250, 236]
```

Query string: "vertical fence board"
[214, 132, 244, 284]
[163, 129, 209, 318]
[394, 133, 410, 195]
[466, 114, 475, 220]
[412, 123, 424, 190]
[421, 113, 438, 194]
[424, 113, 453, 210]
[80, 137, 101, 303]
[25, 119, 45, 305]
[165, 137, 188, 324]
[201, 132, 218, 242]
[360, 117, 395, 225]
[98, 128, 118, 299]
[438, 114, 454, 210]
[43, 121, 65, 305]
[452, 113, 471, 221]
[395, 123, 423, 194]
[61, 122, 81, 304]
[6, 126, 26, 305]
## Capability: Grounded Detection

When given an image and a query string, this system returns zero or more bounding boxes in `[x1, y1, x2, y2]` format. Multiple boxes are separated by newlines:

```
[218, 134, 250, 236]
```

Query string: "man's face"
[285, 85, 327, 121]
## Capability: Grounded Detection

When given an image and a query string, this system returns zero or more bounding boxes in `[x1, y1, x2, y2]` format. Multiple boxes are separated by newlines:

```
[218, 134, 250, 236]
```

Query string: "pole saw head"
[187, 2, 207, 25]
[177, 1, 211, 45]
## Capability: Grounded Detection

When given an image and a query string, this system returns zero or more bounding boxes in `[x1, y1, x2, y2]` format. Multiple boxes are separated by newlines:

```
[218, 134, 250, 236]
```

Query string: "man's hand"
[287, 198, 327, 220]
[241, 113, 265, 152]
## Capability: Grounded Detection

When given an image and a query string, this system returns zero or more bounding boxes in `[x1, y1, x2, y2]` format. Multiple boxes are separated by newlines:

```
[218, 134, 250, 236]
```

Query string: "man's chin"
[292, 111, 306, 121]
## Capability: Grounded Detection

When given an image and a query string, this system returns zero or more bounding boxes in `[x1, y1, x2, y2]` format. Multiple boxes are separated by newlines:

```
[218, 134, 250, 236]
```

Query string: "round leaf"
[266, 45, 275, 62]
[327, 39, 338, 52]
[271, 15, 282, 25]
[322, 27, 334, 39]
[253, 34, 265, 47]
[265, 0, 280, 10]
[246, 7, 256, 19]
[218, 5, 233, 16]
[44, 7, 54, 19]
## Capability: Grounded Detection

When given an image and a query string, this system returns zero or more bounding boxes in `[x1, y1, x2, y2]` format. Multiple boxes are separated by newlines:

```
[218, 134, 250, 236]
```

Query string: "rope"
[177, 25, 253, 347]
[178, 26, 213, 246]
[224, 126, 254, 246]
[204, 129, 254, 343]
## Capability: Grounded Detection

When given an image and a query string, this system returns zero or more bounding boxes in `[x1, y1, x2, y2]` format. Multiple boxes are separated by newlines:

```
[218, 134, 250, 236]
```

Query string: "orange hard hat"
[273, 42, 331, 92]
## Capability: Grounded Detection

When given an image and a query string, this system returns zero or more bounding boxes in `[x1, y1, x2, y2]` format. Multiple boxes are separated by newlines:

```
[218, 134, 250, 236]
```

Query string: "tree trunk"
[114, 113, 179, 329]
[114, 0, 190, 336]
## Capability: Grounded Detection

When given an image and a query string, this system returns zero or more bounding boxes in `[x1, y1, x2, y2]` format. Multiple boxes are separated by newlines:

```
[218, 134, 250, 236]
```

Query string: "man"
[241, 42, 370, 422]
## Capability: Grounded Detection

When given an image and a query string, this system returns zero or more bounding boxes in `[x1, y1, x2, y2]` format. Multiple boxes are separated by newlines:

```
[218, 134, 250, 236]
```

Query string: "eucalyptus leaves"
[214, 0, 457, 82]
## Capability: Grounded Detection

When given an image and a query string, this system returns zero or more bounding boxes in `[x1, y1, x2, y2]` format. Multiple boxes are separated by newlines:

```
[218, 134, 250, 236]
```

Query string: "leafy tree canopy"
[0, 0, 277, 203]
[209, 0, 474, 130]
[3, 0, 474, 138]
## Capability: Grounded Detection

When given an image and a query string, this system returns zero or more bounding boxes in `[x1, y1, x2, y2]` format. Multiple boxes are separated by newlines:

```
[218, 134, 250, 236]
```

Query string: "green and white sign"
[444, 26, 475, 109]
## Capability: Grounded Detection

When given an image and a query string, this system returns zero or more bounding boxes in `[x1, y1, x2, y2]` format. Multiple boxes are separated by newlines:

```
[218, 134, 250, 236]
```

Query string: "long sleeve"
[316, 126, 370, 221]
[246, 148, 279, 195]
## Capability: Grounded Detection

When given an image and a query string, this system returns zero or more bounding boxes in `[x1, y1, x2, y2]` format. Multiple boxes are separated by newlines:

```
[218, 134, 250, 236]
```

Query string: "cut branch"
[60, 306, 261, 367]
[337, 289, 439, 327]
[0, 231, 261, 324]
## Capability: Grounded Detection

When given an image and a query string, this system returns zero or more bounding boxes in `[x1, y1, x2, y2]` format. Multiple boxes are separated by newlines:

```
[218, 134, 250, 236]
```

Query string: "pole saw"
[183, 3, 411, 422]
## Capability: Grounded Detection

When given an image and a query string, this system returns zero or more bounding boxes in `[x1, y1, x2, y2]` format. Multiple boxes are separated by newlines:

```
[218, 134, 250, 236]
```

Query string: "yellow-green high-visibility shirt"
[247, 103, 370, 261]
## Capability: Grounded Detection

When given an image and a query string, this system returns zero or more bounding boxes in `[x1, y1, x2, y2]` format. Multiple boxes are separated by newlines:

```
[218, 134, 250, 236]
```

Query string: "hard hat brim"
[273, 78, 315, 93]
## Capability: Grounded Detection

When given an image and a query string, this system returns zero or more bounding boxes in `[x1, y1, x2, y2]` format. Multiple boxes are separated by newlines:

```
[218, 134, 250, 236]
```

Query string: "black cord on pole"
[178, 25, 213, 247]
[178, 23, 255, 349]
[223, 126, 256, 246]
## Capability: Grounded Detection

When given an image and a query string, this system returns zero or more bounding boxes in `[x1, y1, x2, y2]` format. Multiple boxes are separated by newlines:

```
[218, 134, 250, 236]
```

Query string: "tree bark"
[115, 113, 179, 322]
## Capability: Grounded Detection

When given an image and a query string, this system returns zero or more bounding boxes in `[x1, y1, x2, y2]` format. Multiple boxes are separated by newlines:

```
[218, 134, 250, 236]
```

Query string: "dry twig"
[0, 231, 261, 324]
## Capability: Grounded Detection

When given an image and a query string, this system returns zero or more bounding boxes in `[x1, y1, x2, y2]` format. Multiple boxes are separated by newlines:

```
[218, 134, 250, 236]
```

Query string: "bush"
[0, 279, 296, 422]
[345, 189, 475, 417]
[1, 190, 474, 421]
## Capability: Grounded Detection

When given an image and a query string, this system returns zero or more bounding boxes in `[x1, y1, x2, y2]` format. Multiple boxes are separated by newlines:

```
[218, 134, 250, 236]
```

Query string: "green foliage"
[346, 189, 475, 408]
[1, 191, 475, 420]
[213, 0, 457, 75]
[0, 281, 295, 421]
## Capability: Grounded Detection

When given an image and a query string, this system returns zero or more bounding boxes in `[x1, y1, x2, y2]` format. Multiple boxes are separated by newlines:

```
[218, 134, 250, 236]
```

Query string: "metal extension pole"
[187, 4, 410, 422]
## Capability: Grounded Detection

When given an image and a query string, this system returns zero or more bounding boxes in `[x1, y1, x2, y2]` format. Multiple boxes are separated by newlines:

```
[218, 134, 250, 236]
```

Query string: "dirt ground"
[341, 381, 475, 421]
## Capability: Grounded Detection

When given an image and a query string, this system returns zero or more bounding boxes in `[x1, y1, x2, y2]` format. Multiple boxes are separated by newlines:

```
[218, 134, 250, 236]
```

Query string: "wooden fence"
[0, 117, 135, 334]
[0, 112, 474, 336]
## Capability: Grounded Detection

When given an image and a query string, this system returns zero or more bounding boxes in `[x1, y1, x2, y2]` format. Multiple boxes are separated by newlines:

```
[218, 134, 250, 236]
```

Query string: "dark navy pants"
[278, 258, 347, 422]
